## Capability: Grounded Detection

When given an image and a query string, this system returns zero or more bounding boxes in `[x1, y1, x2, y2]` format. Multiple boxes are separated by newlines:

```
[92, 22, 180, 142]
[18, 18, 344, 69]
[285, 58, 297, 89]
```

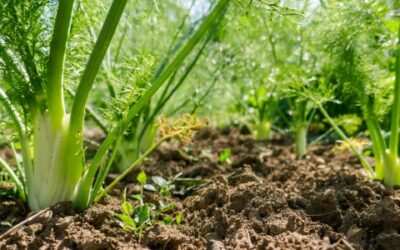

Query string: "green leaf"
[218, 148, 231, 163]
[135, 204, 151, 224]
[132, 194, 143, 202]
[143, 184, 156, 192]
[175, 211, 183, 226]
[332, 114, 362, 135]
[159, 201, 174, 212]
[122, 202, 133, 215]
[114, 212, 136, 231]
[152, 176, 167, 186]
[137, 171, 147, 185]
[163, 215, 173, 225]
[159, 184, 174, 197]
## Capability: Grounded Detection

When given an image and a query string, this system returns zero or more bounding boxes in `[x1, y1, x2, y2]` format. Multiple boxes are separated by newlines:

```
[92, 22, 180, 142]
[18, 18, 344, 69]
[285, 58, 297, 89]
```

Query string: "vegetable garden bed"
[1, 1, 400, 249]
[1, 127, 399, 250]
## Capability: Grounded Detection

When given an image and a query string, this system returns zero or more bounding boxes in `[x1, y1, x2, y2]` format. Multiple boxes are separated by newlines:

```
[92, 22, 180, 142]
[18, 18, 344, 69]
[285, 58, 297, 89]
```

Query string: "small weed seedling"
[113, 171, 183, 237]
[218, 148, 232, 165]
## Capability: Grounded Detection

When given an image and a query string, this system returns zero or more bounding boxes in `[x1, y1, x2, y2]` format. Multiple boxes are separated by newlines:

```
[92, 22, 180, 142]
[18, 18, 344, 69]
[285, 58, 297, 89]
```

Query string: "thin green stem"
[153, 8, 202, 78]
[155, 0, 194, 74]
[0, 88, 33, 192]
[191, 71, 220, 114]
[95, 133, 174, 203]
[90, 138, 122, 204]
[114, 25, 128, 66]
[309, 127, 334, 146]
[0, 158, 25, 201]
[10, 142, 24, 184]
[306, 108, 316, 128]
[168, 98, 192, 116]
[318, 103, 374, 177]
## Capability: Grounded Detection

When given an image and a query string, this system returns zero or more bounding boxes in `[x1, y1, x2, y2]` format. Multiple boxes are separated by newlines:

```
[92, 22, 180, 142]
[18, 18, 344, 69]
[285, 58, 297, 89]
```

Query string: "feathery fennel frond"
[103, 52, 155, 123]
[0, 0, 53, 108]
[320, 1, 392, 120]
[64, 0, 108, 89]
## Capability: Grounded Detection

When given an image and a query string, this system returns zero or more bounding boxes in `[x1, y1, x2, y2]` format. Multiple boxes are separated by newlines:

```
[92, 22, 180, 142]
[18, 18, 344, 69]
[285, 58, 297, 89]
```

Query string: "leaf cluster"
[218, 148, 232, 164]
[113, 171, 183, 237]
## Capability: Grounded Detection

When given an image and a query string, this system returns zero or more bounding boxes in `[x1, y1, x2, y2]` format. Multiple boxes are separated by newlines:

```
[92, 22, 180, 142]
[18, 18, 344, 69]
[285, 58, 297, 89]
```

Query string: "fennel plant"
[308, 1, 400, 187]
[0, 0, 230, 211]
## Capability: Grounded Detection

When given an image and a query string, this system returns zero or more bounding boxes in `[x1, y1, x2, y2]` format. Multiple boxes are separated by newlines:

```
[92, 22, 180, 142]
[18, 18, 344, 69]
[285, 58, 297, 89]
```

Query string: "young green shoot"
[113, 171, 183, 237]
[218, 148, 232, 164]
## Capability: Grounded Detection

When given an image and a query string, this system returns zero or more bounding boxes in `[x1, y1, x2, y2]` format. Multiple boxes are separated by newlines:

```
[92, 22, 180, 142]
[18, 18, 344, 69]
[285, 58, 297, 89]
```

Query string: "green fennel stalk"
[382, 23, 400, 187]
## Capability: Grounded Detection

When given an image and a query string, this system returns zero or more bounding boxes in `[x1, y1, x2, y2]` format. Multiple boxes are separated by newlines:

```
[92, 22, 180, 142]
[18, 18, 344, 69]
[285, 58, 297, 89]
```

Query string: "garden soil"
[1, 127, 400, 249]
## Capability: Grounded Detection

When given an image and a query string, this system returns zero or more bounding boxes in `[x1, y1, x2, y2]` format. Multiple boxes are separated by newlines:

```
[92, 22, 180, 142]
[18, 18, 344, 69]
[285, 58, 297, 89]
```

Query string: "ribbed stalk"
[389, 24, 400, 160]
[383, 23, 400, 187]
[47, 0, 75, 127]
[63, 0, 128, 210]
